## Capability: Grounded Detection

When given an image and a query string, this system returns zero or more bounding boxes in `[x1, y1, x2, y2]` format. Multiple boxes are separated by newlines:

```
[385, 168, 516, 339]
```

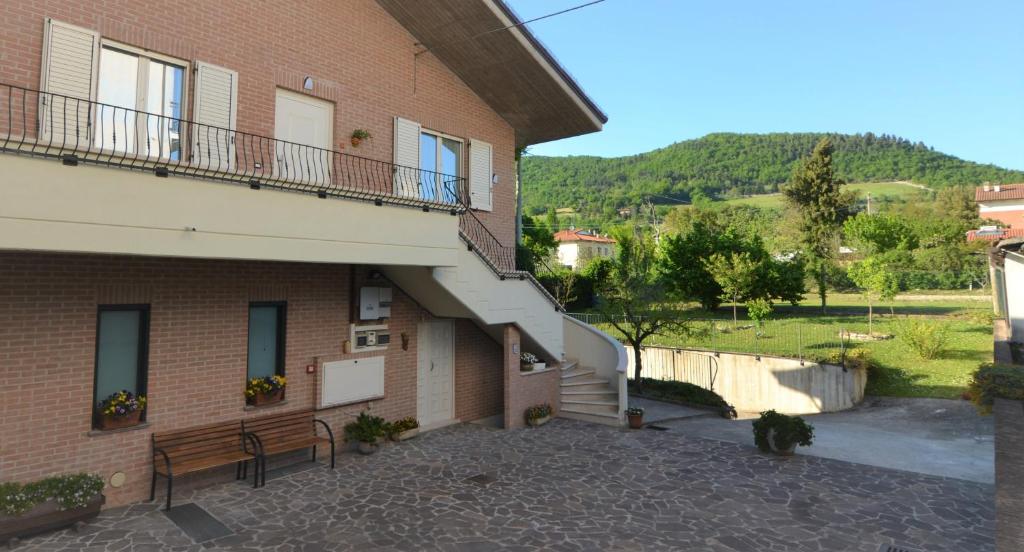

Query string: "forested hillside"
[521, 133, 1024, 219]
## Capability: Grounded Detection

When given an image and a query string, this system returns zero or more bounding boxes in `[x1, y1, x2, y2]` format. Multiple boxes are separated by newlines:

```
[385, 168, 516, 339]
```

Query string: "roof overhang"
[376, 0, 607, 147]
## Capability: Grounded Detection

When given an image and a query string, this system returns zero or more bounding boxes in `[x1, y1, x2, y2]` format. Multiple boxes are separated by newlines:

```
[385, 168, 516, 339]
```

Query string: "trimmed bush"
[752, 410, 814, 453]
[895, 318, 950, 360]
[628, 378, 729, 409]
[968, 363, 1024, 414]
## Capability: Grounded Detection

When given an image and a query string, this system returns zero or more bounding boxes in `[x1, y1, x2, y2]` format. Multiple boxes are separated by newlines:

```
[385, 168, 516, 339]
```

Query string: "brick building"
[0, 0, 626, 508]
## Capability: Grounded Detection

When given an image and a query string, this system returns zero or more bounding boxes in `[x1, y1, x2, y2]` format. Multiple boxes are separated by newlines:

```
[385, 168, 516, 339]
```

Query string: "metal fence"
[568, 313, 852, 363]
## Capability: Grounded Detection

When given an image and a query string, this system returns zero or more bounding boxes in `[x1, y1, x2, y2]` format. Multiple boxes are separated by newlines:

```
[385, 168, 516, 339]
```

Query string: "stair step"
[561, 368, 596, 380]
[562, 399, 618, 407]
[560, 360, 579, 372]
[560, 389, 617, 396]
[559, 378, 610, 388]
[559, 408, 622, 427]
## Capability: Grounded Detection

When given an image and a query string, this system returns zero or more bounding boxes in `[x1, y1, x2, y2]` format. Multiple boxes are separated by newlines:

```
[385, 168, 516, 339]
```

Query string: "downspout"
[515, 150, 523, 245]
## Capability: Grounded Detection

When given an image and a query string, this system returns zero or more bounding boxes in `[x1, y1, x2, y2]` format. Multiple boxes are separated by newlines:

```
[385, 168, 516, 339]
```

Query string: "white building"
[554, 229, 616, 270]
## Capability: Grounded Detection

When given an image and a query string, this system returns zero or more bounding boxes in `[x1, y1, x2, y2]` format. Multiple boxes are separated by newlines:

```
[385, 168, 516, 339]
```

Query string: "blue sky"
[506, 0, 1024, 170]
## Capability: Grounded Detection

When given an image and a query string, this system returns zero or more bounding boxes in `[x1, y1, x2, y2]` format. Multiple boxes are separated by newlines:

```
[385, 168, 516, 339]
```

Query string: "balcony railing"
[0, 83, 466, 211]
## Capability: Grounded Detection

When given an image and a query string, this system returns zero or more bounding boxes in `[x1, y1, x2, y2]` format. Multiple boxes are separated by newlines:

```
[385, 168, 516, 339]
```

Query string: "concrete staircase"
[558, 359, 622, 425]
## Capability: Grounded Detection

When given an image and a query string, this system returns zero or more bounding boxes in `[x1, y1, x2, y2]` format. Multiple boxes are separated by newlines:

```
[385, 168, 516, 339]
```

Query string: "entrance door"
[417, 320, 454, 428]
[274, 89, 333, 185]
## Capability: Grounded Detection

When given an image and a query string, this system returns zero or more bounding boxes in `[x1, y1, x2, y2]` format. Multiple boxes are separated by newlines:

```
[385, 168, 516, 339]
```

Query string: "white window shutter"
[39, 18, 99, 145]
[192, 61, 238, 171]
[469, 139, 493, 211]
[393, 117, 420, 198]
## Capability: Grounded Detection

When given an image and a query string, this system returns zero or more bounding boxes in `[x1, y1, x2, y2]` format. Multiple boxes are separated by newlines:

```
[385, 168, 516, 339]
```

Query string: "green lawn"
[718, 181, 930, 209]
[588, 292, 994, 400]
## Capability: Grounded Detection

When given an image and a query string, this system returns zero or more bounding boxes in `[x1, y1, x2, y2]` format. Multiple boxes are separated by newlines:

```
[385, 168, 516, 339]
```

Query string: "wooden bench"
[151, 421, 258, 510]
[242, 409, 335, 487]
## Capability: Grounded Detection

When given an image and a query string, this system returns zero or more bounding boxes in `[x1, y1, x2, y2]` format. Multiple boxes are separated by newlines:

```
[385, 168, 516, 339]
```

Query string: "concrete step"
[560, 390, 617, 401]
[559, 408, 622, 427]
[559, 378, 610, 389]
[559, 360, 579, 372]
[562, 399, 618, 407]
[560, 401, 618, 415]
[561, 368, 596, 380]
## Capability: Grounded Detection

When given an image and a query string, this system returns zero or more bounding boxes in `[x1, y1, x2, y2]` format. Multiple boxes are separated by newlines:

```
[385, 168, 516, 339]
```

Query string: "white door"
[274, 89, 333, 186]
[417, 320, 454, 427]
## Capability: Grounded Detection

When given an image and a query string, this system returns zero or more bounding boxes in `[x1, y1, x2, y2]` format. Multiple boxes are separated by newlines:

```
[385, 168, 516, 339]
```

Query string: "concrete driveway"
[652, 396, 995, 483]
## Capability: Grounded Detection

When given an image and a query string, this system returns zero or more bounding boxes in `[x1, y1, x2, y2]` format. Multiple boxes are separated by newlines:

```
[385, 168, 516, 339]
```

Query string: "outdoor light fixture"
[303, 76, 314, 90]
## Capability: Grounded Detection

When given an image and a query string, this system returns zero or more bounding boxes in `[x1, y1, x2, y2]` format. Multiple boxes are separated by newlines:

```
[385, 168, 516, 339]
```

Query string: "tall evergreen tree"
[781, 138, 853, 313]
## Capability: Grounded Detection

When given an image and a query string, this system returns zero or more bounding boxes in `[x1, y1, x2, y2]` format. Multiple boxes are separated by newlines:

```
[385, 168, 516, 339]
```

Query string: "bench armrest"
[153, 447, 172, 477]
[313, 418, 335, 444]
[243, 431, 264, 456]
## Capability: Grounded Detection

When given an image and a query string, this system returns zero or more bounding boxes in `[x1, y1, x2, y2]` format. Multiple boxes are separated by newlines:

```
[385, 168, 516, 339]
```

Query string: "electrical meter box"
[359, 287, 392, 320]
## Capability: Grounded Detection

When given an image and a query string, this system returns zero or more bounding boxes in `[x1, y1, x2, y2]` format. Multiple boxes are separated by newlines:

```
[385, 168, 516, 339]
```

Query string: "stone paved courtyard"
[23, 419, 993, 551]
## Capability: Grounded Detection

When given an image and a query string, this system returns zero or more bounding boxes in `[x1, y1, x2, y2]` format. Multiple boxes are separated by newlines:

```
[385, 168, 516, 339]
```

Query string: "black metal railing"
[458, 209, 563, 310]
[0, 83, 466, 210]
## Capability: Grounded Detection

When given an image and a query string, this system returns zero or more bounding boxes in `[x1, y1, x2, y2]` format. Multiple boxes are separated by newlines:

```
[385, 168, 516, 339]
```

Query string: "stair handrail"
[457, 208, 563, 311]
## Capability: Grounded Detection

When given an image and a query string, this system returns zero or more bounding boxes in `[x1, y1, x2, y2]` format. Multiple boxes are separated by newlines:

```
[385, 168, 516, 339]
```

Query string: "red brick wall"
[0, 0, 517, 246]
[0, 252, 502, 505]
[502, 325, 560, 429]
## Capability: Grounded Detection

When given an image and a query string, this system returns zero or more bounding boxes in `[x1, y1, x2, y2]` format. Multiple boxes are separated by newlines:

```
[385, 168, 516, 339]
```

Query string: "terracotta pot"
[527, 415, 551, 427]
[357, 441, 378, 455]
[350, 136, 363, 147]
[249, 388, 284, 407]
[520, 363, 534, 372]
[627, 413, 644, 429]
[97, 409, 143, 430]
[767, 428, 797, 456]
[0, 495, 104, 543]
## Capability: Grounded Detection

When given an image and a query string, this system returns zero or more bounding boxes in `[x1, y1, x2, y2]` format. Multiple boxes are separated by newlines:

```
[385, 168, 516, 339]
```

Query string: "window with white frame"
[418, 130, 462, 203]
[95, 43, 187, 159]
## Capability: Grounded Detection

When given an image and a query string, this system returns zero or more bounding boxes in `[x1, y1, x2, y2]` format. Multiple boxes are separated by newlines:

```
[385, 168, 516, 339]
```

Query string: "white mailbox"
[359, 286, 392, 320]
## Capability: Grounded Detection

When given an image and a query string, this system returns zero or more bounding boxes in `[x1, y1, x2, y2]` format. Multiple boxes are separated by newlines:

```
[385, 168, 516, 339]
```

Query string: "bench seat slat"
[154, 450, 254, 475]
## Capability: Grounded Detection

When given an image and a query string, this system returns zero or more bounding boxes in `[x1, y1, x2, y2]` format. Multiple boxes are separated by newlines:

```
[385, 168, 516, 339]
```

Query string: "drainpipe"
[515, 154, 523, 245]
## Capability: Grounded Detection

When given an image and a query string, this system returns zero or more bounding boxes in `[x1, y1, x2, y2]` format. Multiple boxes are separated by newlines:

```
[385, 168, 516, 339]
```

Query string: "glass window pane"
[419, 133, 438, 200]
[441, 138, 461, 202]
[248, 306, 280, 379]
[96, 47, 139, 153]
[95, 310, 141, 402]
[145, 60, 184, 160]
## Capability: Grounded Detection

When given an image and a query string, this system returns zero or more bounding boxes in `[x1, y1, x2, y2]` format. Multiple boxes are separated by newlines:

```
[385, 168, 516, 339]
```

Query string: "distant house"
[554, 229, 616, 269]
[975, 183, 1024, 228]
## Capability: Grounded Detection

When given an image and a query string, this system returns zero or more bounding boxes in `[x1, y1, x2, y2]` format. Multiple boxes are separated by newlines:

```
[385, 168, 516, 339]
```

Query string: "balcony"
[0, 84, 469, 267]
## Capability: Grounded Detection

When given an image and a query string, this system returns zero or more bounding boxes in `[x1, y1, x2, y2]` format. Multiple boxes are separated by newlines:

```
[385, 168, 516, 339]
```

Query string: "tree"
[703, 251, 759, 325]
[843, 212, 918, 254]
[746, 297, 774, 330]
[781, 137, 854, 313]
[519, 214, 557, 273]
[595, 226, 686, 383]
[848, 256, 899, 335]
[659, 221, 742, 309]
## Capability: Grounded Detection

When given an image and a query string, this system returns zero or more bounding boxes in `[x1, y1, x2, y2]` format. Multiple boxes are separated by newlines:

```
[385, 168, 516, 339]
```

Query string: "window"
[247, 303, 286, 380]
[93, 305, 150, 426]
[419, 130, 462, 203]
[95, 43, 186, 159]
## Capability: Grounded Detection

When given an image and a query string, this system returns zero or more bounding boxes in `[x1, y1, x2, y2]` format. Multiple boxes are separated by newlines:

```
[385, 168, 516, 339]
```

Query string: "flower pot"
[393, 428, 419, 442]
[249, 388, 284, 407]
[767, 428, 797, 456]
[350, 137, 363, 147]
[520, 363, 534, 372]
[96, 409, 143, 430]
[527, 415, 551, 427]
[627, 413, 644, 429]
[357, 441, 379, 455]
[0, 495, 104, 543]
[532, 362, 546, 371]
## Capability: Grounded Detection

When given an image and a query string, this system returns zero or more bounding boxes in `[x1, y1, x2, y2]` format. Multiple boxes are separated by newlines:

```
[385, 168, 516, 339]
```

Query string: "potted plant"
[524, 404, 552, 426]
[626, 406, 645, 429]
[344, 412, 387, 454]
[245, 375, 286, 406]
[386, 417, 420, 442]
[520, 352, 544, 372]
[350, 129, 372, 147]
[95, 390, 146, 430]
[752, 410, 814, 456]
[0, 474, 105, 543]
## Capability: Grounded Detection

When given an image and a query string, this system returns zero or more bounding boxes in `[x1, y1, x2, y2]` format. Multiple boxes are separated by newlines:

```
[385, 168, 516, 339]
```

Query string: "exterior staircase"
[558, 359, 623, 425]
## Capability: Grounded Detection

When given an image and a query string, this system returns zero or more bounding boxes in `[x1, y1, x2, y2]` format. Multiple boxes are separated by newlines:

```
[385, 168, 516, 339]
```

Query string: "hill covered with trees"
[521, 132, 1024, 219]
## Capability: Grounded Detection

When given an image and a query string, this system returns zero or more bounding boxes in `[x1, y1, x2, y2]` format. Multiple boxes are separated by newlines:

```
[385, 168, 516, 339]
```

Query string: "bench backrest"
[152, 420, 247, 461]
[242, 408, 315, 441]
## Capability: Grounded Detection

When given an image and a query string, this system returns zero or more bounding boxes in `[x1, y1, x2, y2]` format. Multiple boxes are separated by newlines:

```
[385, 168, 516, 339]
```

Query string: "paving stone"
[19, 419, 993, 551]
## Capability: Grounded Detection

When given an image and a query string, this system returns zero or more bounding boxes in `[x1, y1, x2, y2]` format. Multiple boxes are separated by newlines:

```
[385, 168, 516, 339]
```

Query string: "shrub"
[384, 417, 419, 439]
[752, 410, 814, 453]
[0, 474, 104, 516]
[625, 406, 644, 416]
[524, 404, 552, 422]
[627, 378, 729, 409]
[968, 363, 1024, 414]
[746, 298, 773, 327]
[895, 318, 950, 360]
[344, 412, 387, 444]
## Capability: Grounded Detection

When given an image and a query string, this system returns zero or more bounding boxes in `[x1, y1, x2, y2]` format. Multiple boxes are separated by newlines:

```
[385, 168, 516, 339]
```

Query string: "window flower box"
[245, 375, 286, 407]
[95, 390, 146, 431]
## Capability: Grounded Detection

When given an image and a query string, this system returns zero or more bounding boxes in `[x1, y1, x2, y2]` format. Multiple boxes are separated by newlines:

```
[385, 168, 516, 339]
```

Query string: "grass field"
[718, 181, 930, 209]
[584, 292, 994, 400]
